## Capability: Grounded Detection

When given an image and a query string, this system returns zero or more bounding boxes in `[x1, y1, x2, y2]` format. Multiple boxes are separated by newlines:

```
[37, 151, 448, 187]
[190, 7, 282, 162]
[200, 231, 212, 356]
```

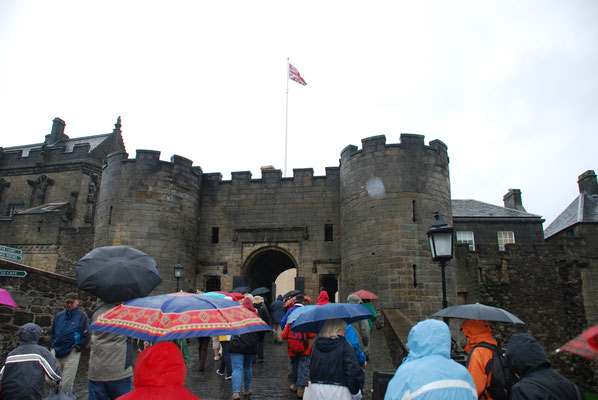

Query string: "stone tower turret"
[94, 150, 203, 292]
[339, 134, 453, 321]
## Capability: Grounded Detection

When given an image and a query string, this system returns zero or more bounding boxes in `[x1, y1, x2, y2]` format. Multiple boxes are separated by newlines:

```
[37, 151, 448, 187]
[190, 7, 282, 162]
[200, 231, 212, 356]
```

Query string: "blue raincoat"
[384, 319, 477, 400]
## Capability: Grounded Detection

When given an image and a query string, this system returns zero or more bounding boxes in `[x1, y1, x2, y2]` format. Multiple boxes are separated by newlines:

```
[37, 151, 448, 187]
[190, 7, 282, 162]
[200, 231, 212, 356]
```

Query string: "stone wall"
[198, 167, 341, 295]
[0, 259, 98, 361]
[340, 134, 454, 320]
[456, 242, 597, 392]
[453, 218, 545, 247]
[94, 150, 202, 292]
[56, 227, 95, 276]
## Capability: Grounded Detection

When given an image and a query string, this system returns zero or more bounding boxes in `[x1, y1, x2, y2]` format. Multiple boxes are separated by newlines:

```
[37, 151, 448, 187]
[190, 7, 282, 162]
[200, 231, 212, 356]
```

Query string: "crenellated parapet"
[201, 167, 340, 188]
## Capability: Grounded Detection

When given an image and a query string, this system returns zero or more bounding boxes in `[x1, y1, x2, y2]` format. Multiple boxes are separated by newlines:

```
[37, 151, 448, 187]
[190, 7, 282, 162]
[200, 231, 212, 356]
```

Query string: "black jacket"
[270, 296, 285, 324]
[229, 332, 258, 355]
[506, 333, 582, 400]
[309, 336, 362, 395]
[0, 323, 62, 400]
[256, 303, 271, 325]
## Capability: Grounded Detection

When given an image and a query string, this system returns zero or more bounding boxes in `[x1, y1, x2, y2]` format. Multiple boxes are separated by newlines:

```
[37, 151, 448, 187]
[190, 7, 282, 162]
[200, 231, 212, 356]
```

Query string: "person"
[281, 295, 308, 329]
[306, 318, 363, 400]
[49, 292, 90, 392]
[315, 290, 330, 305]
[88, 302, 134, 399]
[347, 294, 370, 355]
[253, 295, 271, 363]
[506, 333, 583, 400]
[384, 319, 477, 400]
[462, 319, 498, 399]
[270, 295, 285, 344]
[0, 323, 62, 400]
[228, 297, 259, 400]
[197, 336, 211, 371]
[115, 341, 204, 400]
[281, 316, 316, 398]
[361, 298, 378, 332]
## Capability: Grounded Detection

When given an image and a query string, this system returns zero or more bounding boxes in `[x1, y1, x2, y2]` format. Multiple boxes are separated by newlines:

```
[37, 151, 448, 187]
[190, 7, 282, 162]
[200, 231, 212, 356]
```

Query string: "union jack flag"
[289, 63, 307, 86]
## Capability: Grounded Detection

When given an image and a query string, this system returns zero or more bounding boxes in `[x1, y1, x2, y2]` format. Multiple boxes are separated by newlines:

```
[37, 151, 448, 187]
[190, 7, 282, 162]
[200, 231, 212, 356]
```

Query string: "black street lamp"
[174, 262, 183, 292]
[426, 212, 454, 320]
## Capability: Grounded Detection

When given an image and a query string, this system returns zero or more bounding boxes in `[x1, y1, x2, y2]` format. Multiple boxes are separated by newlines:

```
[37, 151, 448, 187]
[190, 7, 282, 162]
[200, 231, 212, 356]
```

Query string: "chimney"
[503, 189, 526, 211]
[44, 117, 68, 145]
[578, 170, 598, 195]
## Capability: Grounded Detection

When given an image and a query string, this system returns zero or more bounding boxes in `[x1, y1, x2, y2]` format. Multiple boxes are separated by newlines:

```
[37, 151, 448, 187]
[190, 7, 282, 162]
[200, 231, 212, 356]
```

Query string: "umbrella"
[202, 292, 226, 298]
[352, 289, 379, 300]
[89, 292, 271, 343]
[75, 246, 162, 303]
[556, 323, 598, 361]
[286, 305, 317, 325]
[251, 287, 270, 296]
[431, 303, 525, 324]
[290, 302, 373, 333]
[284, 295, 313, 308]
[0, 288, 18, 308]
[214, 291, 245, 301]
[283, 289, 303, 300]
[231, 286, 251, 294]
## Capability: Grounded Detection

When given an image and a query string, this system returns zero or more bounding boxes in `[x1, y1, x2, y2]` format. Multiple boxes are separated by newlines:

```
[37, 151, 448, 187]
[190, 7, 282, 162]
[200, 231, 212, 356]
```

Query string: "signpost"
[0, 245, 22, 262]
[0, 270, 27, 277]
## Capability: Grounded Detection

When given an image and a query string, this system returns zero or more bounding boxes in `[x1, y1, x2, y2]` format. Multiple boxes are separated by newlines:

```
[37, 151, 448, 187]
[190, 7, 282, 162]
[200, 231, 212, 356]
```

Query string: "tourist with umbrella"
[252, 295, 270, 363]
[351, 289, 378, 333]
[304, 318, 363, 400]
[76, 245, 163, 400]
[347, 294, 370, 356]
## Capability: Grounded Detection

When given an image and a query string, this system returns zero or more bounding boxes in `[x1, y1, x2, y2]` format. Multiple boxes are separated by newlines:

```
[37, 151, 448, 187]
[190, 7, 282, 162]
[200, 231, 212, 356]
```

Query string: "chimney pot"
[578, 170, 598, 195]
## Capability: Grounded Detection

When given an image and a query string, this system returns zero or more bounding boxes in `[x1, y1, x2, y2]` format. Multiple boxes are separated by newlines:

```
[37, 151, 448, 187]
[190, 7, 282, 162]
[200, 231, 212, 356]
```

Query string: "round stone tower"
[94, 150, 202, 292]
[340, 134, 454, 321]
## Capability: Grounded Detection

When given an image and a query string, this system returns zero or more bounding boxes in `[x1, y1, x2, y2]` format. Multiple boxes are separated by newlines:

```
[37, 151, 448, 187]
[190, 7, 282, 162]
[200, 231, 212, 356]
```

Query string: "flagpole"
[285, 57, 289, 177]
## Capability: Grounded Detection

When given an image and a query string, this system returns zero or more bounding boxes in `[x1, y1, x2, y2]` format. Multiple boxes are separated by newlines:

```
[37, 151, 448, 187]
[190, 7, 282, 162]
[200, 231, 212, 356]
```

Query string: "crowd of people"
[0, 288, 586, 400]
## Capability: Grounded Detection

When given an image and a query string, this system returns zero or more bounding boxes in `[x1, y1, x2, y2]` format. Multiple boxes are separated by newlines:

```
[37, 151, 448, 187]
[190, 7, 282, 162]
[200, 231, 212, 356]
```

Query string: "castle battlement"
[340, 134, 448, 165]
[202, 166, 340, 188]
[0, 143, 95, 169]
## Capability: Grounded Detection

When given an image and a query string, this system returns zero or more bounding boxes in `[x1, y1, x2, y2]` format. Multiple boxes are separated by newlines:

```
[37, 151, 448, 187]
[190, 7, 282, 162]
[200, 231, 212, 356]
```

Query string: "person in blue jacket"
[384, 319, 477, 400]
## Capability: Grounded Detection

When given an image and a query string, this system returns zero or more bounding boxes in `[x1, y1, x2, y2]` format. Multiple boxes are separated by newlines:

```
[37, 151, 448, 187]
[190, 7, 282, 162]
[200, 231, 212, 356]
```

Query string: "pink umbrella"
[0, 288, 18, 308]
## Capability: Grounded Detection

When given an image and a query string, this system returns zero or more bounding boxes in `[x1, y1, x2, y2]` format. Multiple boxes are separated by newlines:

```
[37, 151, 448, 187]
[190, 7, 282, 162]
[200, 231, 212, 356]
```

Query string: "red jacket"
[116, 341, 203, 400]
[315, 291, 330, 305]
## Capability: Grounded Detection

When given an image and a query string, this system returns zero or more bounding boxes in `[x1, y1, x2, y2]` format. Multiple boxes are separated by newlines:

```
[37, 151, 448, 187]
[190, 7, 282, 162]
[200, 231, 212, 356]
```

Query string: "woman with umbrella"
[307, 318, 363, 400]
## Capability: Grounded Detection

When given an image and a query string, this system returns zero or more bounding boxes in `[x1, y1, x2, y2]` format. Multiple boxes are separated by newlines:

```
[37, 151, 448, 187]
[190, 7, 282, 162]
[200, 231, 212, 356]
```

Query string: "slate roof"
[2, 133, 112, 157]
[452, 199, 541, 219]
[544, 193, 598, 238]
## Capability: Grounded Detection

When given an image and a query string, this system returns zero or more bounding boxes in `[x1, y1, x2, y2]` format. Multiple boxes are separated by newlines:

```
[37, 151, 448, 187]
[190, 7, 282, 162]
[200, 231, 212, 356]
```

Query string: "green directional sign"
[0, 252, 22, 261]
[0, 246, 22, 255]
[0, 270, 27, 277]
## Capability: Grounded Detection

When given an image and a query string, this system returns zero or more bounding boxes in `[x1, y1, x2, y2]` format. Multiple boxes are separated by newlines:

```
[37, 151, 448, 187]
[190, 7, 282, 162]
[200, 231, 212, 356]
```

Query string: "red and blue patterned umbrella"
[557, 323, 598, 361]
[89, 292, 271, 343]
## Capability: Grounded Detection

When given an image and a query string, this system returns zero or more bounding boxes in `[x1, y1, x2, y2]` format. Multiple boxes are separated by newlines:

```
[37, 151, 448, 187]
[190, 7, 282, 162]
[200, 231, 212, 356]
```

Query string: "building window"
[211, 227, 219, 244]
[497, 231, 515, 251]
[456, 231, 475, 251]
[7, 203, 24, 216]
[324, 224, 333, 241]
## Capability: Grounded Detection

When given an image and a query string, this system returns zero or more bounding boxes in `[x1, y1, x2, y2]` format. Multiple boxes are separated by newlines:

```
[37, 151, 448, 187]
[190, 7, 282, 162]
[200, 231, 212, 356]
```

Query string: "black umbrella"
[231, 286, 251, 294]
[283, 289, 302, 300]
[431, 303, 524, 324]
[251, 287, 270, 295]
[75, 246, 162, 303]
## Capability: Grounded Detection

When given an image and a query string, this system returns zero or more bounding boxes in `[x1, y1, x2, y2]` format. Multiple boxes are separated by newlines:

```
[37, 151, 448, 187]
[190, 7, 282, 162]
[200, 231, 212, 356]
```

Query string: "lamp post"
[426, 212, 454, 322]
[174, 262, 183, 292]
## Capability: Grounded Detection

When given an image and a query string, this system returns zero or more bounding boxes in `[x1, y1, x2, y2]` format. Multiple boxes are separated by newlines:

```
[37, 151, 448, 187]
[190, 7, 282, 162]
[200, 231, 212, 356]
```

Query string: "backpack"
[287, 329, 309, 354]
[467, 342, 515, 400]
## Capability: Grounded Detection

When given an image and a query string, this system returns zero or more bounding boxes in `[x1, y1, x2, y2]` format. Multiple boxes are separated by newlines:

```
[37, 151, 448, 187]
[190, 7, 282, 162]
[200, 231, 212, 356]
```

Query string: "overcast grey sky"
[1, 1, 597, 227]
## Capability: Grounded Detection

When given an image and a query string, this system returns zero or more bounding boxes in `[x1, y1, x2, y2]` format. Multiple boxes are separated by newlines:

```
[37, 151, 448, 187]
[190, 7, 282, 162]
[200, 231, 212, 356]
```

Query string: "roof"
[452, 199, 541, 219]
[2, 133, 112, 157]
[544, 193, 598, 238]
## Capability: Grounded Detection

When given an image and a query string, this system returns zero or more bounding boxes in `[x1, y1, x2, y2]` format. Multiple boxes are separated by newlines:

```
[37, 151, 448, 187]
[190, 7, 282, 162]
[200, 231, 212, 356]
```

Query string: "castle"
[1, 117, 597, 387]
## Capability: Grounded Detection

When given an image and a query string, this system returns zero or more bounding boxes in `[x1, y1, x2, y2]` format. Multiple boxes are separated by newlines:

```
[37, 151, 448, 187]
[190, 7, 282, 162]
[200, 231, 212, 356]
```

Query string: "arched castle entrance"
[242, 246, 298, 303]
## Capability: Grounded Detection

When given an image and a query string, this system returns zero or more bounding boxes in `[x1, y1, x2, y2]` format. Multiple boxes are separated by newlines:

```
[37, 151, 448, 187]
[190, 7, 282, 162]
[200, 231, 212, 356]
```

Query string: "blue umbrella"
[290, 303, 373, 333]
[202, 291, 226, 298]
[286, 305, 317, 325]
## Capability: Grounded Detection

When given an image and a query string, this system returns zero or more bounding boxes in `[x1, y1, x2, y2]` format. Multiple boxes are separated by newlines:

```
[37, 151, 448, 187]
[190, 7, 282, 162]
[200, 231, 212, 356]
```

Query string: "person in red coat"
[116, 341, 203, 400]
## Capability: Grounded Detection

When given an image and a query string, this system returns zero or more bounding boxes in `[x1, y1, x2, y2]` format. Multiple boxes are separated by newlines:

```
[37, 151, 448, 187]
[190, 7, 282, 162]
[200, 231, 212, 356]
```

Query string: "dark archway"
[205, 276, 221, 292]
[244, 247, 297, 304]
[320, 275, 338, 303]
